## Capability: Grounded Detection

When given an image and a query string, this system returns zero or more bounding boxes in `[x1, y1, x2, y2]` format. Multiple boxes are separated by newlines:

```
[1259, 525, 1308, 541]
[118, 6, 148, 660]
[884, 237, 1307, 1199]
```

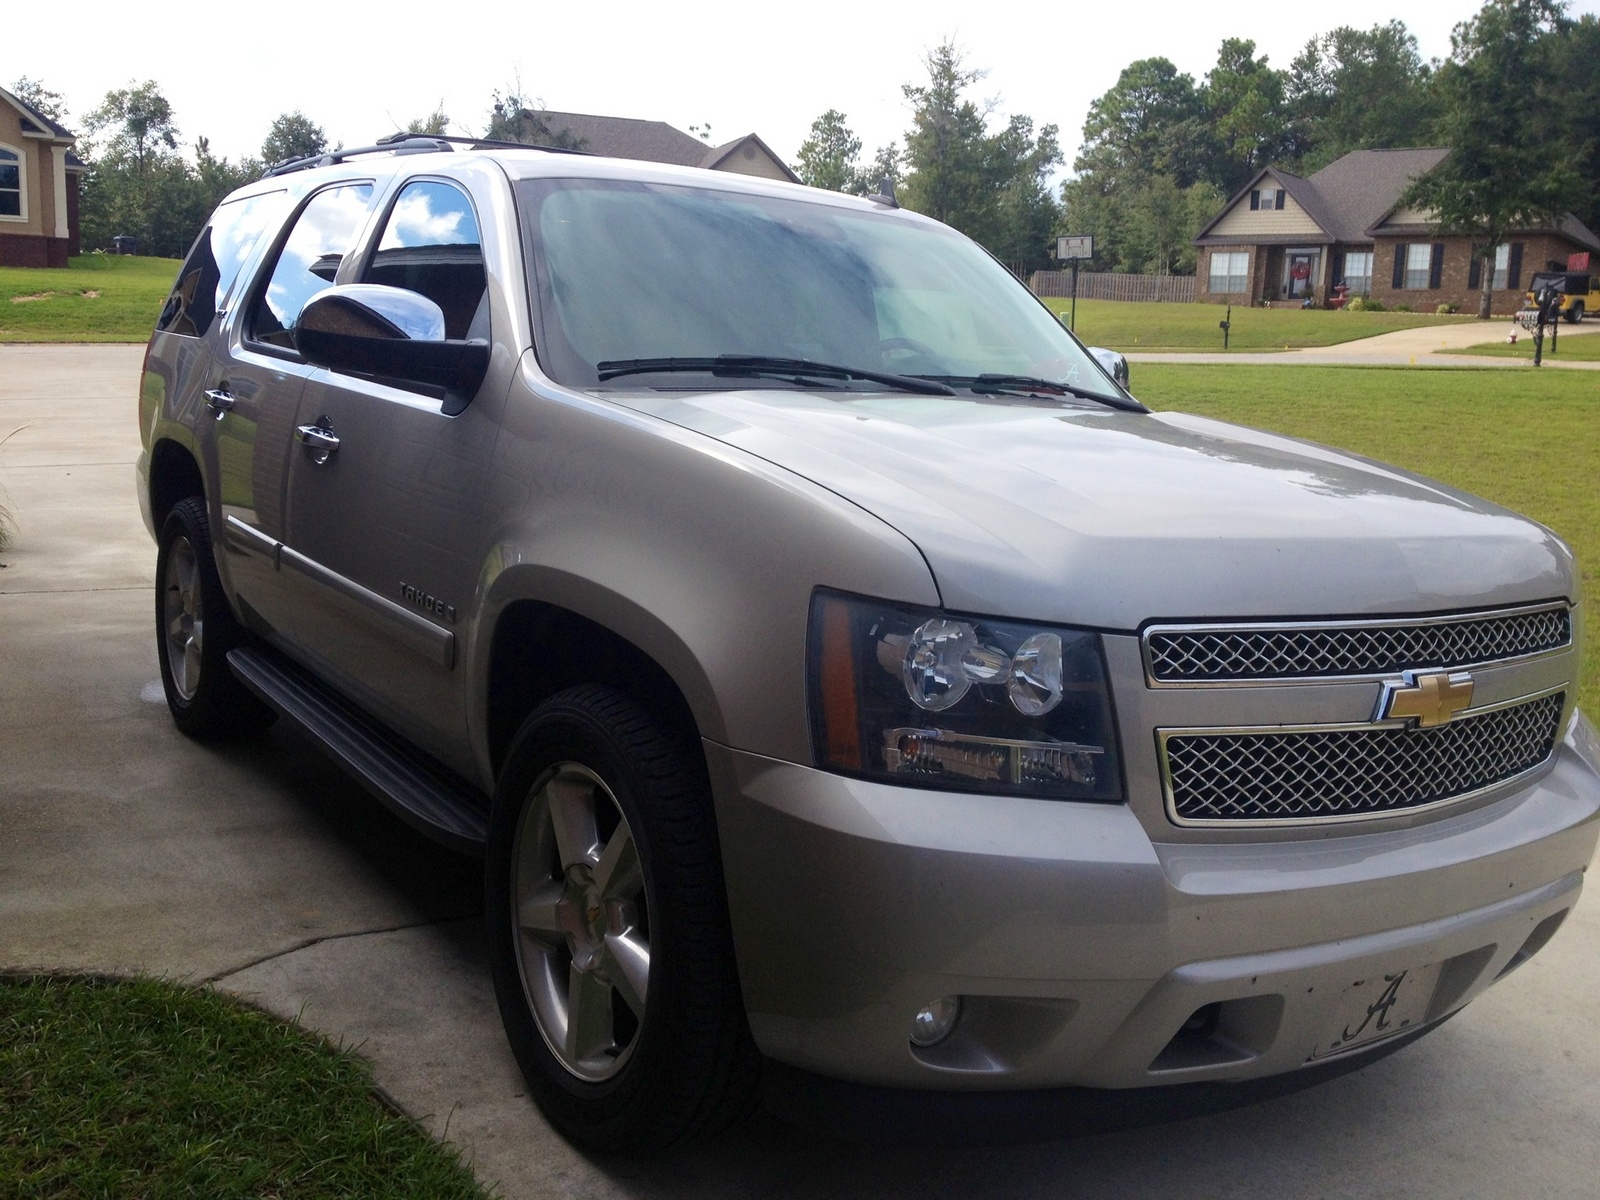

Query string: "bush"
[1392, 303, 1412, 312]
[1347, 296, 1385, 312]
[1436, 302, 1460, 315]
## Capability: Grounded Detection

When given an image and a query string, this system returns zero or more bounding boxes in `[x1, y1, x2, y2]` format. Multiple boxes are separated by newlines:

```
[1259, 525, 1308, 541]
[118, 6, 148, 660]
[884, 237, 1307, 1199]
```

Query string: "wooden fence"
[1029, 271, 1196, 303]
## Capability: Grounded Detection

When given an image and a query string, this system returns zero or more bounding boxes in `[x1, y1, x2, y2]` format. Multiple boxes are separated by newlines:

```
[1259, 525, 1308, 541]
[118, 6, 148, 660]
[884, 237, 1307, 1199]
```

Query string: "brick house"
[0, 85, 85, 268]
[505, 110, 800, 184]
[1192, 147, 1600, 312]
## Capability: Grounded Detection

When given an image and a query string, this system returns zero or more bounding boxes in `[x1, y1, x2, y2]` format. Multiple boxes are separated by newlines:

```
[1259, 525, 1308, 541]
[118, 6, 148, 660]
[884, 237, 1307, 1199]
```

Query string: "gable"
[1210, 188, 1325, 238]
[703, 134, 799, 183]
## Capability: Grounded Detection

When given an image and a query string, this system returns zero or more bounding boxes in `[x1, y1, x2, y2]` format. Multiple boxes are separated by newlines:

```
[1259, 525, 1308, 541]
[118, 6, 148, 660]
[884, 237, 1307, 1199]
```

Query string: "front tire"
[1567, 302, 1583, 324]
[485, 685, 758, 1152]
[155, 497, 274, 738]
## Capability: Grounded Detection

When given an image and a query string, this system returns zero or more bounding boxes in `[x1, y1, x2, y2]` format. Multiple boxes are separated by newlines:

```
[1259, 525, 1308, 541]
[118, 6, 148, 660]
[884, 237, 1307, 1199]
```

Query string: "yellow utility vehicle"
[1524, 270, 1599, 322]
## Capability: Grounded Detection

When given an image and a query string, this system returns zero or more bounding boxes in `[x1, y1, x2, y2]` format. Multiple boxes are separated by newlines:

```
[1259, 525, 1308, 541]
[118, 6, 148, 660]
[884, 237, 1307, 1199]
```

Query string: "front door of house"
[1285, 250, 1320, 300]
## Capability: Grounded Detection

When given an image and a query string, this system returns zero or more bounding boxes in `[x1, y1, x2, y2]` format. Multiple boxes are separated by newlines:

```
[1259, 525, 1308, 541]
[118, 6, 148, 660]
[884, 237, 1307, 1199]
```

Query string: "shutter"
[1429, 243, 1444, 289]
[1250, 190, 1260, 211]
[1468, 250, 1481, 291]
[1508, 243, 1524, 290]
[1275, 190, 1286, 211]
[1392, 244, 1405, 289]
[1331, 249, 1345, 287]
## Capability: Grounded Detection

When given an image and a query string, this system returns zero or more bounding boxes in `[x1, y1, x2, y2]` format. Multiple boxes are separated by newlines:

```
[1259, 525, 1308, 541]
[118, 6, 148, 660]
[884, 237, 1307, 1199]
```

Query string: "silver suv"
[137, 134, 1600, 1153]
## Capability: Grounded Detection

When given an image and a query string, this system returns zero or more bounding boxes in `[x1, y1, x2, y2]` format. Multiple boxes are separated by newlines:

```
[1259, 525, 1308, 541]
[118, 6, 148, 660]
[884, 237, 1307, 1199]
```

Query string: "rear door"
[206, 180, 377, 636]
[277, 174, 503, 766]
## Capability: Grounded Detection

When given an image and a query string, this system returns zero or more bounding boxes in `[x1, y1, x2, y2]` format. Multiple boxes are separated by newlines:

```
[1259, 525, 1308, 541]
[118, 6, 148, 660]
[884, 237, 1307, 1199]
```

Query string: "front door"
[277, 178, 498, 765]
[1285, 250, 1321, 301]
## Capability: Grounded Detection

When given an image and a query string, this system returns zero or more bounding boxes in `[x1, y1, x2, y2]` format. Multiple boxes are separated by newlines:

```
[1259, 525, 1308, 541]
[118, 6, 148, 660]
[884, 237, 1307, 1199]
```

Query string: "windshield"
[517, 178, 1120, 400]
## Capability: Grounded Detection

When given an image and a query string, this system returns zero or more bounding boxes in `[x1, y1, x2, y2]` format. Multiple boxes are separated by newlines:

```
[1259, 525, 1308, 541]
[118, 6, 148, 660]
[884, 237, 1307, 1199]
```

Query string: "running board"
[227, 645, 489, 854]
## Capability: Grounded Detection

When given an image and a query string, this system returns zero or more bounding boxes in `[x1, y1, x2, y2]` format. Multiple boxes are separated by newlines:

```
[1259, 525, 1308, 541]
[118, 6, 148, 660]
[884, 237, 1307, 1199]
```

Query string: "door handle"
[295, 423, 341, 464]
[203, 388, 235, 418]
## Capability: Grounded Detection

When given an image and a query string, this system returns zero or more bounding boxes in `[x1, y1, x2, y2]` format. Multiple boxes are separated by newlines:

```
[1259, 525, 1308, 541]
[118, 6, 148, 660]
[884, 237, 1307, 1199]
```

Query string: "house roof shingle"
[519, 110, 799, 181]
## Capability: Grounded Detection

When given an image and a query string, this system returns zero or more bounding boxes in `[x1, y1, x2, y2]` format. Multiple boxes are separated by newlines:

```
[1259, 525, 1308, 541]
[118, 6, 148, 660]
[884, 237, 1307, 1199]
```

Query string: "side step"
[228, 645, 489, 854]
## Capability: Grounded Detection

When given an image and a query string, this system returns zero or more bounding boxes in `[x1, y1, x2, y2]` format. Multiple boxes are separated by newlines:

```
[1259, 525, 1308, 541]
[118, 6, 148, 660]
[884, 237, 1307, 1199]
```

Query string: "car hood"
[613, 388, 1574, 628]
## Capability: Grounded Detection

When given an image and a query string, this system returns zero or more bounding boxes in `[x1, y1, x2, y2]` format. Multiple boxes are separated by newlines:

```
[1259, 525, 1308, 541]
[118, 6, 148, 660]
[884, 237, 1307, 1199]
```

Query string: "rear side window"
[247, 183, 375, 350]
[363, 180, 487, 339]
[156, 190, 290, 337]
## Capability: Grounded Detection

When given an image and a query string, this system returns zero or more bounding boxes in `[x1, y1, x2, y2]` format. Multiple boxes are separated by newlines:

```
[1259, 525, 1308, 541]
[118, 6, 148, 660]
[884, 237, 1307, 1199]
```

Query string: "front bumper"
[706, 712, 1600, 1091]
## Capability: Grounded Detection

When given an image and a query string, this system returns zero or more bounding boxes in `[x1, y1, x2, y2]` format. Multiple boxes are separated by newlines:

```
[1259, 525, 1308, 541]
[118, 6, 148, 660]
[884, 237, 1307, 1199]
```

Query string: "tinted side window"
[248, 183, 375, 349]
[363, 181, 487, 339]
[156, 190, 290, 337]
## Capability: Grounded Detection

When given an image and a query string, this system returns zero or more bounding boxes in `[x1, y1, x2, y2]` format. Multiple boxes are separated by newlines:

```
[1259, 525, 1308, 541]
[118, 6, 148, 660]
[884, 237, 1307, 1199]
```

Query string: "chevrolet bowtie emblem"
[1376, 670, 1475, 728]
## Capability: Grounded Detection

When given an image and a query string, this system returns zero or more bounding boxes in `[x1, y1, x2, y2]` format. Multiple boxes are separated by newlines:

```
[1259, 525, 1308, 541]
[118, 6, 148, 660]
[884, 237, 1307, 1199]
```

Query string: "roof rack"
[262, 131, 590, 179]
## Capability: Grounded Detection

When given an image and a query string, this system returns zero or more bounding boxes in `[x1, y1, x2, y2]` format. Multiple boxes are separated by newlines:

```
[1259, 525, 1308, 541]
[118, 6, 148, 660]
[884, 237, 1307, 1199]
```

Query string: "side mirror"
[295, 284, 489, 415]
[1086, 345, 1130, 389]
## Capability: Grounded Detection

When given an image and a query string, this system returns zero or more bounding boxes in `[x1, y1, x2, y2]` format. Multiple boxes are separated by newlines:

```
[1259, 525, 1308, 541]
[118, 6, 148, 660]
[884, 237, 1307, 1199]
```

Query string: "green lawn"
[1440, 329, 1600, 361]
[0, 255, 177, 342]
[0, 975, 488, 1198]
[1133, 364, 1599, 716]
[1044, 298, 1478, 353]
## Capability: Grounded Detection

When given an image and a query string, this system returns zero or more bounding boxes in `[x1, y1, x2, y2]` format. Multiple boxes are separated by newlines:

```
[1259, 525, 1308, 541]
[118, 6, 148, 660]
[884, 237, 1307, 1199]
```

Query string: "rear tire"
[1567, 302, 1583, 324]
[155, 497, 274, 739]
[485, 685, 759, 1153]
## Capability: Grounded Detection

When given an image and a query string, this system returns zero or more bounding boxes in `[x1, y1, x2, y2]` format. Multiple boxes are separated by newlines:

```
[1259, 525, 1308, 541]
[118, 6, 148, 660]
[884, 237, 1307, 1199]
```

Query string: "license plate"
[1306, 961, 1442, 1062]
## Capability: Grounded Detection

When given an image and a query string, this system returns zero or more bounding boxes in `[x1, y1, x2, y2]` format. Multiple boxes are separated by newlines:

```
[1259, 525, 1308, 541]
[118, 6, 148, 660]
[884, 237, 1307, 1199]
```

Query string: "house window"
[1343, 250, 1374, 294]
[1248, 188, 1285, 212]
[1491, 243, 1511, 290]
[1208, 250, 1250, 294]
[0, 146, 23, 219]
[1404, 243, 1432, 289]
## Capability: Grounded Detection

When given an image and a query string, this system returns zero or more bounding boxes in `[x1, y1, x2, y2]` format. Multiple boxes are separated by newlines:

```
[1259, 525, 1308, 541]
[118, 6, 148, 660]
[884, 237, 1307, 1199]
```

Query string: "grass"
[0, 974, 490, 1198]
[1042, 298, 1478, 353]
[1439, 328, 1600, 361]
[0, 255, 178, 342]
[1133, 364, 1599, 716]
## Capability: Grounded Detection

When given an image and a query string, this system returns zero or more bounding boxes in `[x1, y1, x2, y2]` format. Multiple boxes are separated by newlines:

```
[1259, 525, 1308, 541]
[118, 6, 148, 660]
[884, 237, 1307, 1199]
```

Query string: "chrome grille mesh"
[1146, 606, 1570, 683]
[1163, 692, 1564, 824]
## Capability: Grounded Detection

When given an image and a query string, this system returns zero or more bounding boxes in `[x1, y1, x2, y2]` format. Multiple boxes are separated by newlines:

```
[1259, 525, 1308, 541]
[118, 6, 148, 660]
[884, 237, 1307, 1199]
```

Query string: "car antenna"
[868, 176, 899, 209]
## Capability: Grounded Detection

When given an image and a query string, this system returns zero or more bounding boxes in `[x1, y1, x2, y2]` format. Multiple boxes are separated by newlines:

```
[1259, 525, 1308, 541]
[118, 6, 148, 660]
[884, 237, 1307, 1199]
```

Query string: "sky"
[8, 0, 1600, 175]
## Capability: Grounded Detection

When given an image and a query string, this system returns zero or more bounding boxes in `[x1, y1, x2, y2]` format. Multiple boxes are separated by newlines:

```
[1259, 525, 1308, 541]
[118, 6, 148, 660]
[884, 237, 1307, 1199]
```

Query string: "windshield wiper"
[921, 374, 1147, 413]
[595, 355, 956, 396]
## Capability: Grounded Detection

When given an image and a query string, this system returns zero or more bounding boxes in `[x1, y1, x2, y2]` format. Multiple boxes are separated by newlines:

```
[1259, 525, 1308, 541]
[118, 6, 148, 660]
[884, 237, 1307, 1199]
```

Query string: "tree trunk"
[1479, 249, 1494, 319]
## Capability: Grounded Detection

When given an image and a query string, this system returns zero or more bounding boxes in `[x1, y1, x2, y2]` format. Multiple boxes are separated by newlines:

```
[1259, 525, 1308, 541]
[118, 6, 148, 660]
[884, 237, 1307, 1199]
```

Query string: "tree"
[10, 76, 68, 124]
[1287, 22, 1439, 169]
[261, 111, 327, 165]
[1202, 39, 1292, 194]
[486, 80, 587, 150]
[899, 40, 1062, 272]
[1402, 0, 1580, 317]
[86, 82, 178, 177]
[1547, 14, 1600, 234]
[406, 104, 450, 136]
[1075, 58, 1212, 187]
[796, 109, 863, 192]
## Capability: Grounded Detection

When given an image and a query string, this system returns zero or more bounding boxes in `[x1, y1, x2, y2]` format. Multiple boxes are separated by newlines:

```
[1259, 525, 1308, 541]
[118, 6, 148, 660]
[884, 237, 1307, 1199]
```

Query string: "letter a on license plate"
[1307, 962, 1442, 1061]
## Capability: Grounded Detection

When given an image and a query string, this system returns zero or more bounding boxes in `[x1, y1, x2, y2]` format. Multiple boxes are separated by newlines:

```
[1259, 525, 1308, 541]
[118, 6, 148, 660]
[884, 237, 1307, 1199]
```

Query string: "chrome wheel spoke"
[517, 881, 566, 946]
[593, 821, 642, 902]
[162, 538, 203, 701]
[565, 964, 615, 1064]
[546, 776, 601, 868]
[602, 930, 649, 1017]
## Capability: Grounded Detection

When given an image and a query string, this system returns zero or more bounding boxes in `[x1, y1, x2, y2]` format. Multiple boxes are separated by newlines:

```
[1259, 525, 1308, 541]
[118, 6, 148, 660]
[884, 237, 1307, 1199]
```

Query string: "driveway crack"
[202, 911, 479, 985]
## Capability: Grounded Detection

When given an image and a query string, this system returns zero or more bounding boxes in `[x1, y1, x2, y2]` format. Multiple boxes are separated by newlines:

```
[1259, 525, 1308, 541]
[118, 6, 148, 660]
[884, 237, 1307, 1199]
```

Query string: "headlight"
[807, 591, 1123, 801]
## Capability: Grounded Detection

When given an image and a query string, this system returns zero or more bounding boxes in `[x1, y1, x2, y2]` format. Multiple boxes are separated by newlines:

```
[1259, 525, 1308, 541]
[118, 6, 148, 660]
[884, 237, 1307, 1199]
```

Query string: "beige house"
[507, 110, 800, 183]
[1193, 147, 1600, 312]
[0, 85, 84, 268]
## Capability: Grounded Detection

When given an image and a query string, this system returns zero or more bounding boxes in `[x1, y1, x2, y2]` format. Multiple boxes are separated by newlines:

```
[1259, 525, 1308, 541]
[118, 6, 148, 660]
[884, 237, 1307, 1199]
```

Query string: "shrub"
[1436, 302, 1459, 315]
[1348, 297, 1385, 312]
[1392, 303, 1412, 312]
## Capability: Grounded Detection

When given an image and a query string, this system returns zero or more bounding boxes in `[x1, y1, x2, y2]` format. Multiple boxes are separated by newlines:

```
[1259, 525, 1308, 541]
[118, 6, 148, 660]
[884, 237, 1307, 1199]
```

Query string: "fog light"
[909, 995, 962, 1047]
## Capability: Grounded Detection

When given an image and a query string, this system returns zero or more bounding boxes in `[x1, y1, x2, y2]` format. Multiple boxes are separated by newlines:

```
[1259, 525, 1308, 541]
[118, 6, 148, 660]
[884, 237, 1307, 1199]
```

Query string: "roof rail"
[262, 131, 590, 179]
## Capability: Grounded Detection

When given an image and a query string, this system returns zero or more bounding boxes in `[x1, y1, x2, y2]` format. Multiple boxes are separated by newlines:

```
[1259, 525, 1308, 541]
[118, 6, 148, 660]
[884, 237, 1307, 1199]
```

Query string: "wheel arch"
[147, 436, 206, 533]
[483, 595, 710, 781]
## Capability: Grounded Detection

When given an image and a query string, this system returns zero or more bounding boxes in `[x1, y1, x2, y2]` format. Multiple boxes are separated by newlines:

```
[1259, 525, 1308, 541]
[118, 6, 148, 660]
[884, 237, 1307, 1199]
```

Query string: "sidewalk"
[1129, 318, 1600, 367]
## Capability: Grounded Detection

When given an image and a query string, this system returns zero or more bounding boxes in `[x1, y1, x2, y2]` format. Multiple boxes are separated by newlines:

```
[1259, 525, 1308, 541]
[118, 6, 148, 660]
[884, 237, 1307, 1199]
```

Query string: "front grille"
[1163, 692, 1565, 824]
[1146, 604, 1570, 683]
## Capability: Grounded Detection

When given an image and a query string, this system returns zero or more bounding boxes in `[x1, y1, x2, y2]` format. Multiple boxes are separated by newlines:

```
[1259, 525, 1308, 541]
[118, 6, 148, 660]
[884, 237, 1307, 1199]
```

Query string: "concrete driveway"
[3, 344, 1598, 1199]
